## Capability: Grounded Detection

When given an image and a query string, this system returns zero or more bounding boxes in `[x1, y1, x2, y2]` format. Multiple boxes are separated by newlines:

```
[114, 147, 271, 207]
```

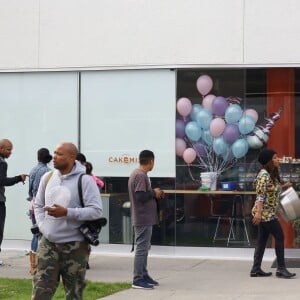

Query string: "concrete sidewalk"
[1, 240, 300, 300]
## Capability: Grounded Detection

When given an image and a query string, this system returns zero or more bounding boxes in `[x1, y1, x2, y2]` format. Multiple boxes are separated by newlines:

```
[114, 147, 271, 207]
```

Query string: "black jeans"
[0, 202, 6, 250]
[252, 219, 285, 271]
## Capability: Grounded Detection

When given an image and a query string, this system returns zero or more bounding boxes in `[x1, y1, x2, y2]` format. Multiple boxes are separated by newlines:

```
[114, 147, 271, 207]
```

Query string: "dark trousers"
[0, 202, 6, 250]
[133, 225, 152, 282]
[252, 219, 285, 271]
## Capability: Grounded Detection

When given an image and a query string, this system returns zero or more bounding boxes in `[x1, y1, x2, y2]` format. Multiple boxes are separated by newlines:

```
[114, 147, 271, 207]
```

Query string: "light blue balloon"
[190, 104, 203, 121]
[185, 121, 202, 141]
[213, 137, 229, 156]
[225, 104, 243, 124]
[222, 147, 234, 161]
[238, 116, 255, 135]
[202, 129, 214, 145]
[195, 109, 212, 130]
[232, 138, 249, 159]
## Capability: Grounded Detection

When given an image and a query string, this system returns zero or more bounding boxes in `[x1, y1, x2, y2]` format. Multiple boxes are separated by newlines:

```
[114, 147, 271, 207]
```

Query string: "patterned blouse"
[253, 169, 282, 222]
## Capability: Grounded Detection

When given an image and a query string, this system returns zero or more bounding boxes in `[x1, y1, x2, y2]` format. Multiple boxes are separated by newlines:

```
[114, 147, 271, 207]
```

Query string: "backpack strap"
[45, 171, 53, 186]
[77, 173, 85, 207]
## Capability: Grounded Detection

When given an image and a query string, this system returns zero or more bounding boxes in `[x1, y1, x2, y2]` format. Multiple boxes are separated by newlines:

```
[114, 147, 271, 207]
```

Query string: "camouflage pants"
[32, 236, 90, 300]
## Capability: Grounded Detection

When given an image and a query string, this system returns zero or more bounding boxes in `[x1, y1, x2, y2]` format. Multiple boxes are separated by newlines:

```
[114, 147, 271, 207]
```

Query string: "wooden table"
[163, 190, 256, 195]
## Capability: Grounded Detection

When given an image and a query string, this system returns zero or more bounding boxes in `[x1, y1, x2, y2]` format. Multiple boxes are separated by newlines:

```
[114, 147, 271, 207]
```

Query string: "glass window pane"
[0, 72, 78, 240]
[81, 69, 176, 177]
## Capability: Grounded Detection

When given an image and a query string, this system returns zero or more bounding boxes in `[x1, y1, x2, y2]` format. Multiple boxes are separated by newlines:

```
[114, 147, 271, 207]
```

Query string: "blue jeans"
[133, 225, 152, 282]
[30, 209, 39, 252]
[31, 234, 39, 252]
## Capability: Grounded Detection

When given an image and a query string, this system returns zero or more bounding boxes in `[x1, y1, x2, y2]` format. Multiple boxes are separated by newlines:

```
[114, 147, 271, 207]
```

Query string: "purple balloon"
[176, 119, 186, 138]
[193, 141, 206, 157]
[223, 124, 240, 144]
[212, 96, 229, 116]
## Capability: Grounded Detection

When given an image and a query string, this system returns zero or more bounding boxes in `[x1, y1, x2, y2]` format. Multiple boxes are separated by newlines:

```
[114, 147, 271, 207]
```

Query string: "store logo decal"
[108, 154, 138, 164]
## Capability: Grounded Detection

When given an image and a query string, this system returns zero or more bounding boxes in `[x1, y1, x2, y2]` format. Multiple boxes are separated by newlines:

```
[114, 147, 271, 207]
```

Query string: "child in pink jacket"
[85, 161, 104, 189]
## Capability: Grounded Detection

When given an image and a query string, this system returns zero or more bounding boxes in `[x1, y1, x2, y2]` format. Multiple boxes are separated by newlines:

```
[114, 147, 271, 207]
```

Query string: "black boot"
[251, 240, 268, 277]
[250, 268, 272, 277]
[276, 268, 296, 279]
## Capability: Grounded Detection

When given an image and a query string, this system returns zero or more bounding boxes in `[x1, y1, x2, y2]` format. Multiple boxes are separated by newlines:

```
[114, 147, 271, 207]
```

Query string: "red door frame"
[267, 68, 295, 248]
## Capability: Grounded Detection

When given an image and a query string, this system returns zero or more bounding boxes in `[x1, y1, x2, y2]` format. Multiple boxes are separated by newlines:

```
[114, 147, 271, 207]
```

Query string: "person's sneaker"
[132, 279, 154, 289]
[144, 274, 159, 286]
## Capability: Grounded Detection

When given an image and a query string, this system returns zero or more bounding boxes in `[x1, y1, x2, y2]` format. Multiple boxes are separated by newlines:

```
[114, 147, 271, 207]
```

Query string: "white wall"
[244, 0, 300, 64]
[0, 0, 299, 71]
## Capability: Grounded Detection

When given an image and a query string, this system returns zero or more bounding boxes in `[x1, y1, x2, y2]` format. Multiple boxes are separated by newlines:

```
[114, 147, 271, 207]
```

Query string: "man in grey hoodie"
[32, 142, 103, 300]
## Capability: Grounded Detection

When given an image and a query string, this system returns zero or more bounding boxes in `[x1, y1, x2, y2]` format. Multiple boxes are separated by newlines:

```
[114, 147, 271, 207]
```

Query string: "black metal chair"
[210, 196, 235, 246]
[211, 195, 250, 246]
[228, 195, 250, 246]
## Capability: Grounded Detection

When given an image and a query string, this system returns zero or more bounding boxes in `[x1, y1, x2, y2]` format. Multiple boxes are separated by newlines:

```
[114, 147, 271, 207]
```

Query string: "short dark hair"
[37, 148, 52, 164]
[139, 150, 154, 165]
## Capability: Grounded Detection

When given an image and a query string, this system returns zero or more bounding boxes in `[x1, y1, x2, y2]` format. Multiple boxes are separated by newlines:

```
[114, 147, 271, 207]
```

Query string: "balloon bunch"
[176, 74, 282, 175]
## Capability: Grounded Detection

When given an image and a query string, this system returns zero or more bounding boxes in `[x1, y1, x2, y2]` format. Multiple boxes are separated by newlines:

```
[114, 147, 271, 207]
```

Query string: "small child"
[85, 161, 104, 189]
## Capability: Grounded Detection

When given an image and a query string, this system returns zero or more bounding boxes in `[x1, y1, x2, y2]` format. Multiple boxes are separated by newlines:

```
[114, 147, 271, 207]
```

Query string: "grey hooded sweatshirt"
[34, 161, 103, 243]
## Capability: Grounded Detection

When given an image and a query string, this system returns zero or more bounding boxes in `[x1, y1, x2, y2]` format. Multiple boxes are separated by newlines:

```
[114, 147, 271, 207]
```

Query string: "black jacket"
[0, 156, 22, 202]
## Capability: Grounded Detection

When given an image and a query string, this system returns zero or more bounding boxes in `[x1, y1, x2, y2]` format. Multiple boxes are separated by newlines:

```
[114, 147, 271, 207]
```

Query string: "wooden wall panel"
[267, 68, 295, 248]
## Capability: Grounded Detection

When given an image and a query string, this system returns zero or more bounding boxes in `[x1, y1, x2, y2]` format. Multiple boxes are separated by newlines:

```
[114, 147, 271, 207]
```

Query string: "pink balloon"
[176, 138, 187, 157]
[177, 97, 192, 117]
[183, 148, 197, 164]
[196, 75, 213, 96]
[243, 108, 258, 123]
[210, 117, 226, 137]
[202, 94, 216, 112]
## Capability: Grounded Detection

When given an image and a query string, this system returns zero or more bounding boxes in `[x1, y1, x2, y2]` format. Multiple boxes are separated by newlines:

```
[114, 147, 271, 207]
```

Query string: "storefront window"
[174, 68, 298, 248]
[97, 68, 299, 248]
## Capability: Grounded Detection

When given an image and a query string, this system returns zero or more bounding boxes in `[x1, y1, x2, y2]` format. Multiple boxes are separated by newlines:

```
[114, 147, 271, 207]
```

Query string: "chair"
[228, 195, 250, 246]
[210, 195, 250, 246]
[210, 196, 235, 246]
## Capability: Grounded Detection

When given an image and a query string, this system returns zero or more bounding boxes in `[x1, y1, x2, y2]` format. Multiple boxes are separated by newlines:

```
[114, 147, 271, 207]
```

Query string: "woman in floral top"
[250, 149, 296, 279]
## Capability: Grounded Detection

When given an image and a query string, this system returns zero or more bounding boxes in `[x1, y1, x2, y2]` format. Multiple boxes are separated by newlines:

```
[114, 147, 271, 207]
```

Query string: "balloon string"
[186, 137, 237, 177]
[187, 165, 201, 183]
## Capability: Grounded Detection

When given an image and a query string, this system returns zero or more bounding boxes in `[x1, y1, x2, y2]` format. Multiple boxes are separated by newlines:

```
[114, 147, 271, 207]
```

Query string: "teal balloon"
[238, 116, 255, 135]
[190, 104, 202, 121]
[222, 148, 234, 161]
[232, 138, 249, 159]
[195, 109, 212, 130]
[185, 121, 202, 141]
[225, 104, 243, 124]
[213, 137, 229, 156]
[202, 129, 213, 145]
